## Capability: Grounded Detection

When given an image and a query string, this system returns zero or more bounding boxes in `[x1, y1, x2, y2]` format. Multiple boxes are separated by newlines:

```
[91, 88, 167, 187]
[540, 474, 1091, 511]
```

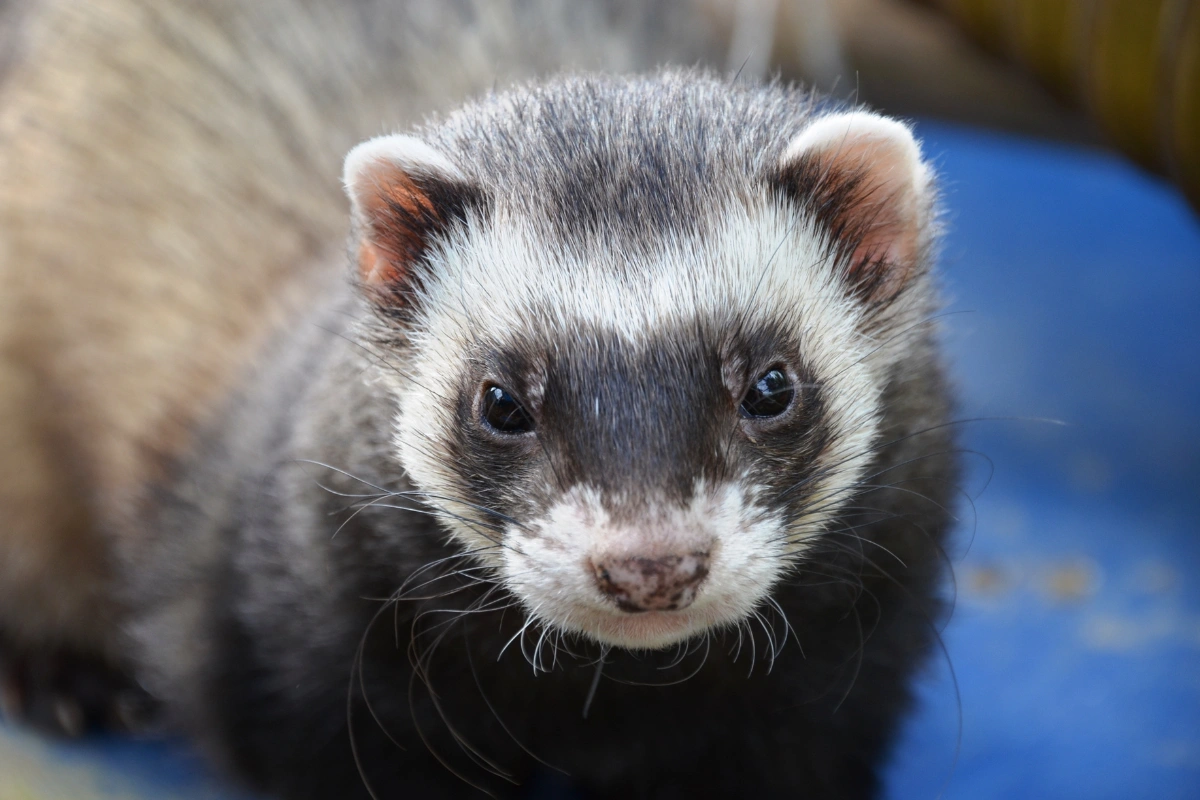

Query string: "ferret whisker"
[762, 418, 1052, 517]
[681, 633, 706, 663]
[581, 646, 609, 720]
[776, 514, 912, 568]
[826, 309, 969, 384]
[385, 576, 500, 605]
[330, 492, 432, 539]
[366, 500, 505, 535]
[366, 503, 517, 554]
[533, 627, 551, 675]
[519, 617, 540, 674]
[928, 615, 964, 798]
[318, 324, 455, 407]
[411, 598, 519, 643]
[314, 482, 393, 500]
[498, 614, 537, 664]
[729, 618, 746, 662]
[856, 447, 989, 495]
[358, 602, 411, 748]
[758, 609, 787, 671]
[746, 615, 759, 677]
[758, 448, 918, 520]
[751, 609, 780, 672]
[463, 627, 569, 776]
[346, 598, 409, 800]
[604, 635, 711, 689]
[801, 533, 907, 583]
[832, 603, 869, 713]
[661, 640, 690, 671]
[426, 656, 519, 783]
[392, 490, 532, 533]
[841, 482, 966, 550]
[323, 490, 390, 518]
[404, 628, 503, 798]
[293, 459, 393, 494]
[827, 490, 967, 585]
[385, 549, 497, 596]
[763, 596, 801, 659]
[396, 566, 499, 597]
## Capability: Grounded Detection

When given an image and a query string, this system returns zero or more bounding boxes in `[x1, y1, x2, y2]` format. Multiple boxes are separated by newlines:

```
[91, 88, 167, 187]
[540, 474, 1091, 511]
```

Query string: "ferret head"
[342, 73, 937, 651]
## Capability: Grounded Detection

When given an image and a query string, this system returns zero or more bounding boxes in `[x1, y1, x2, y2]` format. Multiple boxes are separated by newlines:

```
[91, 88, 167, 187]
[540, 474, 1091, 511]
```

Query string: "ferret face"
[343, 75, 934, 650]
[392, 215, 883, 650]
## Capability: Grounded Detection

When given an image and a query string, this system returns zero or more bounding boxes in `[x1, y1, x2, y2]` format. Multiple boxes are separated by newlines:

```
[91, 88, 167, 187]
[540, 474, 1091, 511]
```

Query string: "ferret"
[0, 1, 957, 798]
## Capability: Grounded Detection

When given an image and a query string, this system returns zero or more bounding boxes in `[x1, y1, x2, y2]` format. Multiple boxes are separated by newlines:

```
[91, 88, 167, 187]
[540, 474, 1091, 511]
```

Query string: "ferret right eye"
[740, 367, 794, 419]
[481, 385, 534, 434]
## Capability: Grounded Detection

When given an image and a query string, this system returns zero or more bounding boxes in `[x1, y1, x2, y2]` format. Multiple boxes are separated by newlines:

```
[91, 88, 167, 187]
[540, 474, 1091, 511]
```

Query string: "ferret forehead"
[422, 70, 816, 241]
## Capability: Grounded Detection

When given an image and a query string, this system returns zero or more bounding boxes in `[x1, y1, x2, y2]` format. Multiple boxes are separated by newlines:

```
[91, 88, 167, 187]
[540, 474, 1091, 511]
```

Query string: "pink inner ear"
[841, 146, 920, 299]
[357, 240, 393, 285]
[353, 161, 441, 287]
[826, 135, 922, 301]
[781, 114, 929, 303]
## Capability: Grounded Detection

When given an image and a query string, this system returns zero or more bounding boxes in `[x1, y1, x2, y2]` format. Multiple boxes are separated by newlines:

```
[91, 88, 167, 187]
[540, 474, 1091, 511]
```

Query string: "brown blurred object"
[1166, 2, 1200, 210]
[695, 0, 1101, 142]
[695, 0, 850, 89]
[915, 0, 1200, 208]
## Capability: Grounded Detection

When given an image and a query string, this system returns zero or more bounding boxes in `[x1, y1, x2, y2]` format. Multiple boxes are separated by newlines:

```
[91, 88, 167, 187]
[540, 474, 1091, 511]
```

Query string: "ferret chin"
[496, 482, 789, 650]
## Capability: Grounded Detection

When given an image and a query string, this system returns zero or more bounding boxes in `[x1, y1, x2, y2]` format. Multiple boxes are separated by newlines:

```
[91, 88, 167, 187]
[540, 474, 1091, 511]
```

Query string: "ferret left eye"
[481, 384, 535, 434]
[740, 368, 794, 418]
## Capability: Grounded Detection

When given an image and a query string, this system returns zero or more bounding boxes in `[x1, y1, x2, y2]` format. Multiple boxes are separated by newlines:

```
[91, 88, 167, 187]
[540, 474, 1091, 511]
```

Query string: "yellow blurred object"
[1167, 1, 1200, 207]
[1008, 1, 1088, 100]
[933, 0, 1010, 52]
[1085, 0, 1168, 169]
[916, 0, 1200, 208]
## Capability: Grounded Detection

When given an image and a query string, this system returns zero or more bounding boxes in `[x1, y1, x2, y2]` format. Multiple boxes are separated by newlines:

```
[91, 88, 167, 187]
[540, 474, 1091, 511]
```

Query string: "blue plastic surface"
[2, 120, 1198, 800]
[886, 122, 1200, 800]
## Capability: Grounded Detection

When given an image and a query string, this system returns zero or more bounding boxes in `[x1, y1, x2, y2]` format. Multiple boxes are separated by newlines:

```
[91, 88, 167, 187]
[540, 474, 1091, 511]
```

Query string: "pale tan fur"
[1, 2, 344, 653]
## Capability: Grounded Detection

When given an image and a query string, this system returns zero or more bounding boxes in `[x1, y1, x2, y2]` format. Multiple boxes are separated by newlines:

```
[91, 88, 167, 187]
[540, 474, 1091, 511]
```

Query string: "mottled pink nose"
[591, 552, 711, 613]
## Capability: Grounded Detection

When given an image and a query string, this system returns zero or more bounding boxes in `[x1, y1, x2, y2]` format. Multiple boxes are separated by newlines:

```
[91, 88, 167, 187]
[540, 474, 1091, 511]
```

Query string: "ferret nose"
[591, 552, 710, 613]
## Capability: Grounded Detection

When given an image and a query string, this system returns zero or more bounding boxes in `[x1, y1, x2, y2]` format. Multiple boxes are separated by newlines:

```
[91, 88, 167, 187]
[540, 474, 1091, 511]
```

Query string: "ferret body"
[0, 1, 957, 797]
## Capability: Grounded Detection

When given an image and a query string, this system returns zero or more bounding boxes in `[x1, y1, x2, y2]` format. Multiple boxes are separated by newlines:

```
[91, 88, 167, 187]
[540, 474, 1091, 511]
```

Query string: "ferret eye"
[481, 385, 534, 434]
[740, 368, 794, 419]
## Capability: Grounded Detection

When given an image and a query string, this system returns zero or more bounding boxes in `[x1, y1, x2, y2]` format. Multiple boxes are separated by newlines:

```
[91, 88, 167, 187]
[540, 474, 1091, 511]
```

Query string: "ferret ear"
[343, 134, 483, 295]
[774, 111, 933, 304]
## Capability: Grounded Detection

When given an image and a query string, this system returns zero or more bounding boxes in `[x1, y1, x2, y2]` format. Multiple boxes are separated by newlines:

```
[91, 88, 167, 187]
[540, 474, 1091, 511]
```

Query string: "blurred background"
[1, 0, 1197, 798]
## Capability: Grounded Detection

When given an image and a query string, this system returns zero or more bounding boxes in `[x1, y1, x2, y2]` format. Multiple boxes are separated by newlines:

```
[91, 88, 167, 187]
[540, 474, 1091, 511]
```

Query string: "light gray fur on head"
[425, 71, 820, 243]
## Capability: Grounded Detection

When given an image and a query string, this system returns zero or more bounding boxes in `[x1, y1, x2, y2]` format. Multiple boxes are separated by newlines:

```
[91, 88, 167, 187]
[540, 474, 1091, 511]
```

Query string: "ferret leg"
[0, 635, 158, 737]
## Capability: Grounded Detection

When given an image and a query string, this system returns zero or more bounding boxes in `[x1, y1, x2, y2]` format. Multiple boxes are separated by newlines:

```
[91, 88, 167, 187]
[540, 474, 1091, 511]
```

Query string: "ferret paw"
[0, 639, 160, 737]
